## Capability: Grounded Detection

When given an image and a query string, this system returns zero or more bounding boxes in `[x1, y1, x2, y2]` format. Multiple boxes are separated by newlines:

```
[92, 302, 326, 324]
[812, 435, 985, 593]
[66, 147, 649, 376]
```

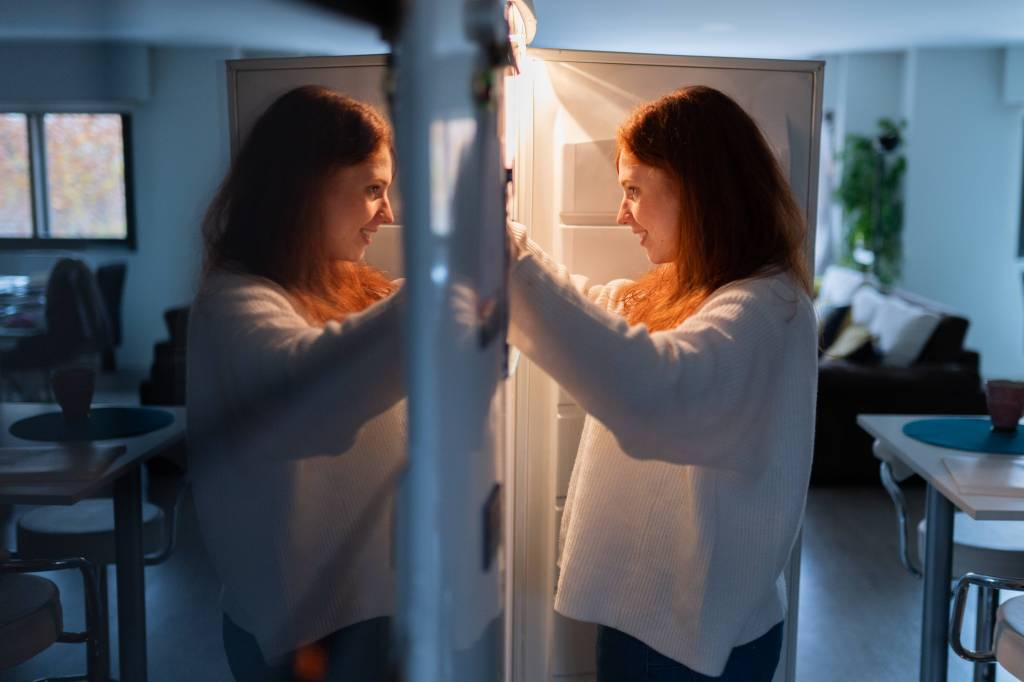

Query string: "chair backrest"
[139, 305, 189, 406]
[95, 263, 127, 347]
[45, 259, 113, 362]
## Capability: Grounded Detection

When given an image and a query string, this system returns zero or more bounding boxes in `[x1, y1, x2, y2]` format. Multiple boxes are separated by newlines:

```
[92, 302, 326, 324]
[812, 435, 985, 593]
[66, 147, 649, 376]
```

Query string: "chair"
[95, 263, 126, 373]
[137, 306, 189, 502]
[874, 439, 1024, 682]
[874, 439, 921, 576]
[1, 258, 113, 400]
[139, 306, 189, 407]
[0, 547, 104, 681]
[951, 573, 1024, 679]
[15, 471, 189, 679]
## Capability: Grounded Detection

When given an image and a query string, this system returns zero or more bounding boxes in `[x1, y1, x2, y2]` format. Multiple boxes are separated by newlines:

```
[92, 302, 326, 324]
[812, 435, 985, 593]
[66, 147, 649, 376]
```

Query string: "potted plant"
[835, 118, 907, 286]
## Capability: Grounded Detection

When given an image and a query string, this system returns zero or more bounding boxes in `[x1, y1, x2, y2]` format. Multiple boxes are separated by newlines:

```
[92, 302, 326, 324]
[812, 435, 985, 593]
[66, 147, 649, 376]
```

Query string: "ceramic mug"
[50, 366, 96, 422]
[986, 379, 1024, 432]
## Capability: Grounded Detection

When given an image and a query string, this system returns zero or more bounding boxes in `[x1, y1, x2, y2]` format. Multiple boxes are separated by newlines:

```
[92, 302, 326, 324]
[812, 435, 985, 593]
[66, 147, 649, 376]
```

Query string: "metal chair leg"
[973, 586, 999, 682]
[879, 460, 922, 577]
[97, 564, 111, 681]
[949, 573, 1024, 663]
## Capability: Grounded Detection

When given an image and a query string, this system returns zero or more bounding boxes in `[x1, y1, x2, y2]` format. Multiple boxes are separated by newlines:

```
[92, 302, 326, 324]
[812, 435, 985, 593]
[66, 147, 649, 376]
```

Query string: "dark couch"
[812, 291, 986, 484]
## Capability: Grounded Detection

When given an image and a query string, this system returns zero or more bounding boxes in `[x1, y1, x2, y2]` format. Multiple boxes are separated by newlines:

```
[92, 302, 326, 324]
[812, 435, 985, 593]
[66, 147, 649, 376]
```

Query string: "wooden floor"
[1, 484, 1017, 681]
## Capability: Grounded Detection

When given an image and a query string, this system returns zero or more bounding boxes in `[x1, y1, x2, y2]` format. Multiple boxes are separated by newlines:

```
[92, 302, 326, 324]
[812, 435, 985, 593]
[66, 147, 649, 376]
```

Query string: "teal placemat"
[902, 418, 1024, 455]
[11, 407, 175, 442]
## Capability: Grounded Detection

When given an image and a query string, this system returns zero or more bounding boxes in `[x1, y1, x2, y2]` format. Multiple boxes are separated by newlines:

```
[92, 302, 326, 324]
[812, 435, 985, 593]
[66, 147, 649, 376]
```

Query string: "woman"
[187, 85, 403, 681]
[508, 86, 817, 681]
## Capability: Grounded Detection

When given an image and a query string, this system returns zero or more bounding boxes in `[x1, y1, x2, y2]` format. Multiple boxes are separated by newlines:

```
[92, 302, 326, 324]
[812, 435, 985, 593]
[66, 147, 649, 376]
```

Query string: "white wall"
[818, 46, 1024, 378]
[112, 45, 236, 371]
[844, 52, 906, 136]
[815, 51, 906, 272]
[819, 51, 906, 141]
[0, 43, 237, 373]
[0, 41, 151, 101]
[901, 47, 1024, 378]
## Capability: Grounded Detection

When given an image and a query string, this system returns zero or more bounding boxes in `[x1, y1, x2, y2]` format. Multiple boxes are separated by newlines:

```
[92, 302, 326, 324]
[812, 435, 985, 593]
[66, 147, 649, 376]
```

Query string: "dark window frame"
[0, 110, 136, 250]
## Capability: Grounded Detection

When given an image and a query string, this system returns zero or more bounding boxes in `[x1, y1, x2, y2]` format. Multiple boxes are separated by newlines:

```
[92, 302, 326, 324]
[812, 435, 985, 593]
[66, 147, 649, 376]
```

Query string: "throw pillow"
[818, 304, 851, 350]
[818, 265, 875, 307]
[823, 324, 877, 362]
[850, 286, 887, 327]
[872, 296, 942, 367]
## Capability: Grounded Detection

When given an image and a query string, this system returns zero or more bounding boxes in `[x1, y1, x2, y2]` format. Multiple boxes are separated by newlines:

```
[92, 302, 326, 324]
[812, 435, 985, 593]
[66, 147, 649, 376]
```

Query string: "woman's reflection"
[187, 85, 403, 682]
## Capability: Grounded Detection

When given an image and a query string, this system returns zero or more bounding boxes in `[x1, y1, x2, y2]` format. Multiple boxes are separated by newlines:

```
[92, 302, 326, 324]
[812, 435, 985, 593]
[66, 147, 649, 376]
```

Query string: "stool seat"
[0, 573, 62, 669]
[872, 440, 914, 482]
[918, 514, 1024, 578]
[17, 498, 164, 565]
[995, 595, 1024, 677]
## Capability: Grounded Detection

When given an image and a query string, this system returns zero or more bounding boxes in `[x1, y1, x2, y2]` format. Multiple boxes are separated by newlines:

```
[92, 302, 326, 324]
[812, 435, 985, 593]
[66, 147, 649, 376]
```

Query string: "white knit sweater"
[508, 239, 817, 676]
[186, 270, 405, 659]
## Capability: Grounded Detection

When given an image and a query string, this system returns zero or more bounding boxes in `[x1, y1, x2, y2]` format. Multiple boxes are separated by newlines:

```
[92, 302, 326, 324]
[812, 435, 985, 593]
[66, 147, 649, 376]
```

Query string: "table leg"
[114, 468, 148, 682]
[921, 484, 954, 682]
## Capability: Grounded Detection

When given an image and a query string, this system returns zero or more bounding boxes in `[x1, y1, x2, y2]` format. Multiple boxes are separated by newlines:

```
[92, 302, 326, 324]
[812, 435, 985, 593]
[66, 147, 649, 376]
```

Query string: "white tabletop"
[857, 414, 1024, 521]
[0, 402, 186, 505]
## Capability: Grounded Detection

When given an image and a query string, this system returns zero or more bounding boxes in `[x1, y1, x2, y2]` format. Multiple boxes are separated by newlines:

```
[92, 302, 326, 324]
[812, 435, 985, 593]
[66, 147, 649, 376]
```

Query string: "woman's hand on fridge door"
[451, 281, 480, 348]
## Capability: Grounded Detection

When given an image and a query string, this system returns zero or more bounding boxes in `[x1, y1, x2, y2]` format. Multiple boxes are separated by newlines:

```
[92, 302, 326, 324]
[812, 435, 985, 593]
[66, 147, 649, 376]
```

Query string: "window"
[0, 112, 134, 247]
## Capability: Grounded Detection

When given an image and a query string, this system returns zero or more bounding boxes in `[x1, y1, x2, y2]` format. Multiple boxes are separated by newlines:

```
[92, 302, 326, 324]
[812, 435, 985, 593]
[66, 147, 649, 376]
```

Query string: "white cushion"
[995, 596, 1024, 677]
[0, 573, 62, 669]
[850, 286, 886, 327]
[871, 296, 941, 367]
[872, 440, 914, 482]
[17, 499, 165, 565]
[818, 265, 872, 307]
[916, 514, 1024, 578]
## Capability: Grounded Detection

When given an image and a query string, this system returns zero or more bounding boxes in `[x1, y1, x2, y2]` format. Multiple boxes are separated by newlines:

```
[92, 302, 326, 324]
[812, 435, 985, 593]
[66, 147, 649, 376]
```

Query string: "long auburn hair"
[617, 86, 811, 332]
[202, 85, 397, 325]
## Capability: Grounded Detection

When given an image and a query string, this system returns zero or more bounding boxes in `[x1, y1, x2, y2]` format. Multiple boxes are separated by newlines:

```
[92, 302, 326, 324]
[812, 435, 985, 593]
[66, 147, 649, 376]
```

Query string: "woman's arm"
[508, 251, 815, 473]
[191, 275, 404, 457]
[507, 222, 631, 307]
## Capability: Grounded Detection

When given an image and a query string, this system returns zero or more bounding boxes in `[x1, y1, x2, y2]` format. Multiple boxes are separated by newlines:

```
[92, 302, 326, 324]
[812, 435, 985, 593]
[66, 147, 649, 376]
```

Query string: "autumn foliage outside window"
[0, 111, 133, 246]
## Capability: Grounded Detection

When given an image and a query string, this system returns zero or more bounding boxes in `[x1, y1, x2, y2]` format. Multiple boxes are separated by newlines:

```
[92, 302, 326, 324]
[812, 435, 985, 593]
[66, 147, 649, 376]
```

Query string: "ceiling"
[0, 0, 1022, 58]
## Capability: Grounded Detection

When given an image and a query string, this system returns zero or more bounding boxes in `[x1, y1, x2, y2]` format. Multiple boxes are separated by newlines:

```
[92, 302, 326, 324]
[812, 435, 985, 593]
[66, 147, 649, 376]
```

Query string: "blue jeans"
[222, 614, 392, 681]
[596, 621, 784, 682]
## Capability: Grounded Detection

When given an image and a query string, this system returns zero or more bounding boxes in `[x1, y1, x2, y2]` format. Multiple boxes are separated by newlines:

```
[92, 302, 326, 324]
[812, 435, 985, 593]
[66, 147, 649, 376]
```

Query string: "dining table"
[857, 413, 1024, 682]
[0, 401, 186, 682]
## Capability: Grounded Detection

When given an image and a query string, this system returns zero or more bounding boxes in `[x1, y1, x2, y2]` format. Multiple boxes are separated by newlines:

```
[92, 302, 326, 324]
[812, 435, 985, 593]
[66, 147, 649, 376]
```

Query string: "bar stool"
[918, 515, 1024, 681]
[952, 573, 1024, 678]
[0, 547, 104, 681]
[15, 497, 171, 680]
[874, 439, 1024, 682]
[873, 439, 920, 576]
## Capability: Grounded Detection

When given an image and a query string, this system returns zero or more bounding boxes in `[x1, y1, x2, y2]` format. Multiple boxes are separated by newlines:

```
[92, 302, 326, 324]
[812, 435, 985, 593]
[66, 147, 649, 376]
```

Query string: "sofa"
[812, 266, 986, 484]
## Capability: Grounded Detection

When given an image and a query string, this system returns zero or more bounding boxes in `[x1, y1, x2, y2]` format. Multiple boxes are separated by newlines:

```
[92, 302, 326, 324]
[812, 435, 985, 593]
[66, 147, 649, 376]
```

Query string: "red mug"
[986, 379, 1024, 432]
[50, 366, 96, 422]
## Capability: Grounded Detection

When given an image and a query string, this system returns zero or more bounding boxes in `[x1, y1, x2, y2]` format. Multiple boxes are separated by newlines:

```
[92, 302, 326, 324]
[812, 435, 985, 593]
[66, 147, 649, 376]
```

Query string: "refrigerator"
[225, 46, 822, 682]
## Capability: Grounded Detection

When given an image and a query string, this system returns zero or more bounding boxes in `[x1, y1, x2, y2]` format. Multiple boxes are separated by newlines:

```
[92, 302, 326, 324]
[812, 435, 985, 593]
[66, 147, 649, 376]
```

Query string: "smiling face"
[616, 148, 682, 265]
[321, 146, 395, 262]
